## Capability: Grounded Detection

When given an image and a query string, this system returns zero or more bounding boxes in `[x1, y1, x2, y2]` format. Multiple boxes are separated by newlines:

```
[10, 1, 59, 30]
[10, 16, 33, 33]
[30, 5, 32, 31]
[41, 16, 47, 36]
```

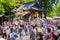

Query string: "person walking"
[7, 29, 18, 40]
[1, 25, 7, 39]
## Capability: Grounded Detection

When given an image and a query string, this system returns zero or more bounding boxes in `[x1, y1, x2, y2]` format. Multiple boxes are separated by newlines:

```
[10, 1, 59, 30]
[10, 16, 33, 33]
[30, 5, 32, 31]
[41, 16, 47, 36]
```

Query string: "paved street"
[0, 29, 30, 40]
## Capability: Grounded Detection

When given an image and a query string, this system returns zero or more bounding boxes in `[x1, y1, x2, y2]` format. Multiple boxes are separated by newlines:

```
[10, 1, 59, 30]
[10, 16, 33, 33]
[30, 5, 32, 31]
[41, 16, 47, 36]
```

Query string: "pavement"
[0, 38, 5, 40]
[0, 29, 30, 40]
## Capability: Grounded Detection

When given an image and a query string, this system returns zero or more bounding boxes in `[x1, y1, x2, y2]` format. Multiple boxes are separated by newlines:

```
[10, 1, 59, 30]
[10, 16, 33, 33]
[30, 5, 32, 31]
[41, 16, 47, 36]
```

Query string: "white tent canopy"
[47, 17, 52, 20]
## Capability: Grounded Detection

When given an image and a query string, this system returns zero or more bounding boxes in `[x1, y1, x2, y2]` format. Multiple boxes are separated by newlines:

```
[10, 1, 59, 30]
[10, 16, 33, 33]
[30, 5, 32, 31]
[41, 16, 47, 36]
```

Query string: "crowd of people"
[0, 18, 60, 40]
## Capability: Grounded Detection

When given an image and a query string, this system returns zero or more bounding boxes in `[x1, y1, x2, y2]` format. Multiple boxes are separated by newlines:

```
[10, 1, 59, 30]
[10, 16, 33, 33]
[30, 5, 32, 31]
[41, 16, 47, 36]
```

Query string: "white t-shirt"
[9, 33, 14, 38]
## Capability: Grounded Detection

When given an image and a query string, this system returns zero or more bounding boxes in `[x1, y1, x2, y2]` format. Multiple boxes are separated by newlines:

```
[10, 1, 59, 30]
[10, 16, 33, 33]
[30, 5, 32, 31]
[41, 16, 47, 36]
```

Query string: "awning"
[0, 14, 4, 17]
[31, 7, 46, 11]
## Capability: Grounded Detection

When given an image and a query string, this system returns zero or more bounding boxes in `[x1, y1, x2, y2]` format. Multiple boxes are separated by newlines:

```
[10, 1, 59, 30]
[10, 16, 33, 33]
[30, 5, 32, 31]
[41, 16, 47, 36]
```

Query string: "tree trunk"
[44, 0, 47, 18]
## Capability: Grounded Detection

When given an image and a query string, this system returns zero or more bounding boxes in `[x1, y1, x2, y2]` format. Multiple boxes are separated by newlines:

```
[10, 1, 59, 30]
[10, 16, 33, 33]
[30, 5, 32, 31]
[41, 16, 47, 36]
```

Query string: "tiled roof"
[11, 1, 45, 12]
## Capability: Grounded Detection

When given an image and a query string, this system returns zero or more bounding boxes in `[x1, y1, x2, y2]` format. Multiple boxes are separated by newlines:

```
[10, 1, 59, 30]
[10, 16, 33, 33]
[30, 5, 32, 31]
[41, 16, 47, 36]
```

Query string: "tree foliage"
[38, 0, 59, 17]
[54, 1, 60, 16]
[0, 0, 5, 14]
[0, 4, 5, 14]
[13, 0, 21, 8]
[23, 0, 34, 3]
[0, 0, 21, 15]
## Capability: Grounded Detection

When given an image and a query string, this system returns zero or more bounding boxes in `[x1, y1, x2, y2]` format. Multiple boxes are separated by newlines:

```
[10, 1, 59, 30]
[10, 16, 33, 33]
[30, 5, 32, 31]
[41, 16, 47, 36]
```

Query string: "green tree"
[0, 4, 5, 14]
[23, 0, 34, 3]
[38, 0, 59, 17]
[0, 0, 5, 14]
[0, 0, 21, 15]
[54, 1, 60, 16]
[49, 1, 60, 17]
[14, 0, 21, 8]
